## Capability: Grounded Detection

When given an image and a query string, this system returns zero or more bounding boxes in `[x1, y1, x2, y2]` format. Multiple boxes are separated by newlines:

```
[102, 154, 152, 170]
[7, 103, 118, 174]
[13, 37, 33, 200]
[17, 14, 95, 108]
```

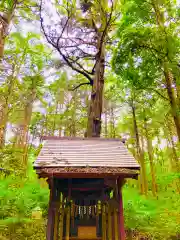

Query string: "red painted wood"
[47, 179, 55, 240]
[119, 188, 125, 240]
[112, 213, 115, 240]
[46, 178, 60, 240]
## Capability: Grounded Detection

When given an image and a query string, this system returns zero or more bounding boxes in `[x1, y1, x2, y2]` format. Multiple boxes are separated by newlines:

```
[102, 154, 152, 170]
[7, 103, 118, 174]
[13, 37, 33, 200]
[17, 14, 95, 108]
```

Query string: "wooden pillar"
[108, 205, 112, 240]
[102, 204, 107, 240]
[66, 179, 72, 240]
[54, 201, 60, 240]
[112, 210, 115, 240]
[46, 178, 60, 240]
[114, 208, 118, 240]
[118, 185, 125, 240]
[66, 206, 70, 240]
[59, 195, 64, 240]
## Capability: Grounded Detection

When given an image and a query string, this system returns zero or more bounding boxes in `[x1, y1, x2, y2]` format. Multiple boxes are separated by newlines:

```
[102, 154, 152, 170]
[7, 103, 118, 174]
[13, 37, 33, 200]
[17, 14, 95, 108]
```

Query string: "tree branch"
[39, 0, 94, 84]
[57, 48, 93, 84]
[69, 82, 91, 91]
[68, 57, 94, 75]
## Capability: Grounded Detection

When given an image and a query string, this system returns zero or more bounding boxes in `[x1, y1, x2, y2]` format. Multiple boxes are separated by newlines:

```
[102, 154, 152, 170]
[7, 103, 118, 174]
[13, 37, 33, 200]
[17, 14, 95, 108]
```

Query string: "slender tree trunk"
[0, 104, 8, 147]
[110, 107, 116, 138]
[131, 103, 148, 195]
[144, 117, 157, 197]
[152, 0, 180, 141]
[52, 101, 58, 135]
[165, 122, 180, 194]
[173, 77, 180, 108]
[104, 110, 108, 138]
[156, 134, 164, 167]
[0, 69, 15, 147]
[87, 32, 105, 137]
[167, 120, 180, 172]
[0, 42, 27, 148]
[59, 127, 62, 137]
[164, 68, 180, 141]
[40, 122, 44, 143]
[71, 91, 77, 137]
[44, 114, 48, 136]
[16, 89, 36, 169]
[0, 0, 18, 58]
[17, 90, 36, 147]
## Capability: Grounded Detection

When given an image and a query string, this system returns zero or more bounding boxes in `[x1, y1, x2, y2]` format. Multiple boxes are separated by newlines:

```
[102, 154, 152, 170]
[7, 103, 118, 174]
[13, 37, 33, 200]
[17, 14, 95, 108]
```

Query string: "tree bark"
[131, 103, 148, 195]
[164, 68, 180, 141]
[0, 0, 18, 58]
[144, 117, 157, 197]
[165, 122, 180, 194]
[104, 110, 108, 138]
[0, 70, 15, 148]
[52, 101, 58, 135]
[166, 120, 180, 172]
[16, 88, 36, 169]
[87, 32, 105, 137]
[71, 91, 77, 137]
[17, 89, 36, 147]
[110, 107, 116, 138]
[152, 0, 180, 141]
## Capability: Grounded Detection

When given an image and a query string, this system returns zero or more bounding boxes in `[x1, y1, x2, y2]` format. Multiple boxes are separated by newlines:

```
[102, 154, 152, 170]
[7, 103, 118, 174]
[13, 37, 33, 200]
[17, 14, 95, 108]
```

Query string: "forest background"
[0, 0, 180, 239]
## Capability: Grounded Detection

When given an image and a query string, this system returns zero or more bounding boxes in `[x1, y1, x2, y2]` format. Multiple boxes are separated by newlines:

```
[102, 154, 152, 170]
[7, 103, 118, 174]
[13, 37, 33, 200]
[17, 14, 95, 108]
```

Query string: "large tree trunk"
[87, 32, 105, 137]
[131, 103, 148, 195]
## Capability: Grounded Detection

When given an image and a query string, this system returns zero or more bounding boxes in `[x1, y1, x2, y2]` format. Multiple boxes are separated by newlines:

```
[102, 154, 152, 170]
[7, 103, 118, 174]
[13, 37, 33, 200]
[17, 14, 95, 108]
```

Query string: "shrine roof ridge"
[40, 136, 126, 142]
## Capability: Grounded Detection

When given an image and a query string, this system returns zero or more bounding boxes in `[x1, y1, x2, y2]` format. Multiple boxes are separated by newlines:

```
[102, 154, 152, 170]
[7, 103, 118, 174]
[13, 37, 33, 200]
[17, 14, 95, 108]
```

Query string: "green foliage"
[0, 163, 48, 239]
[124, 170, 180, 239]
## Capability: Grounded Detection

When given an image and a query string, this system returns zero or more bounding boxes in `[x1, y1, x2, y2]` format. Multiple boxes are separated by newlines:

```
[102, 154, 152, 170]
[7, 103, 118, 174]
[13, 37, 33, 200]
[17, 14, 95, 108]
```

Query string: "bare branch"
[39, 0, 115, 86]
[69, 82, 92, 91]
[57, 47, 93, 84]
[68, 57, 94, 75]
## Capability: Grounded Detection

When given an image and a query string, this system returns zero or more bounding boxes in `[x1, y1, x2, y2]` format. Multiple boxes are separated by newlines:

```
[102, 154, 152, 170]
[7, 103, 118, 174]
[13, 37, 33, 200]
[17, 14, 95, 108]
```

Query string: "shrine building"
[34, 137, 140, 240]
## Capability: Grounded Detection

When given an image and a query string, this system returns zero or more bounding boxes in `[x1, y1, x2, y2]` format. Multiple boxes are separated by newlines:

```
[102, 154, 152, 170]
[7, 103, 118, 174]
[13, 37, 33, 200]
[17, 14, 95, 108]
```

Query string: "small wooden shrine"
[34, 137, 140, 240]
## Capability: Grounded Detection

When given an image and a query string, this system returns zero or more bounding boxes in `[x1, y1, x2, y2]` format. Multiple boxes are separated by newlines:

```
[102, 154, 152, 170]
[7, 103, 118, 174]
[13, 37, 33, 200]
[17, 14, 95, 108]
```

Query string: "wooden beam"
[37, 172, 138, 179]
